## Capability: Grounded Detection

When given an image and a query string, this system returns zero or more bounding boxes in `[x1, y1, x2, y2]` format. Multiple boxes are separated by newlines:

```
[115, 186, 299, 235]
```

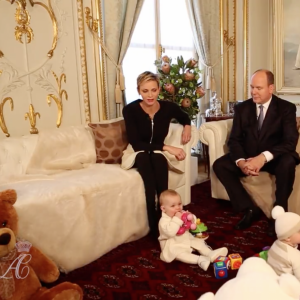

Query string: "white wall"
[248, 0, 300, 104]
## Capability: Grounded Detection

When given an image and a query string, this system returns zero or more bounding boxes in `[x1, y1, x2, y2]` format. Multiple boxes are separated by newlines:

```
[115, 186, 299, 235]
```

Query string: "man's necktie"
[258, 105, 264, 132]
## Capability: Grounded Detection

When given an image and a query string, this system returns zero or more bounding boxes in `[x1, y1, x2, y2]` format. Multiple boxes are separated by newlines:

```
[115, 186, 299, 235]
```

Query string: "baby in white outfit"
[158, 189, 228, 271]
[267, 206, 300, 281]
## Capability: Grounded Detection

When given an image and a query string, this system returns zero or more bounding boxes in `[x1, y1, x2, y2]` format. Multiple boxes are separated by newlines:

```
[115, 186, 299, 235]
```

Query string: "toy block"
[214, 256, 230, 269]
[213, 261, 228, 279]
[228, 253, 243, 270]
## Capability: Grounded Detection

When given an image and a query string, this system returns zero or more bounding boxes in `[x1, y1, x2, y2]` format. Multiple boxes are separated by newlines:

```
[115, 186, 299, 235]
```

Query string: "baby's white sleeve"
[292, 250, 300, 281]
[159, 217, 183, 238]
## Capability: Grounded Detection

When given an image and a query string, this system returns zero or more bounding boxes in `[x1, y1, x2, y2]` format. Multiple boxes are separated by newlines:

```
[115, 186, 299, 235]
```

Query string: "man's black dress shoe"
[267, 219, 276, 237]
[234, 208, 261, 230]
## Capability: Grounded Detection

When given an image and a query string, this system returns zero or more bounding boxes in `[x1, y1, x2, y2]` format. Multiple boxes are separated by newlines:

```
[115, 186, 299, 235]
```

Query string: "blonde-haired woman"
[121, 71, 191, 238]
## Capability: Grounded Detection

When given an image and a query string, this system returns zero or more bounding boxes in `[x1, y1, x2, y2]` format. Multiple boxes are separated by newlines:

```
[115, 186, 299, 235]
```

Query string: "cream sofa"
[0, 121, 197, 273]
[199, 119, 300, 218]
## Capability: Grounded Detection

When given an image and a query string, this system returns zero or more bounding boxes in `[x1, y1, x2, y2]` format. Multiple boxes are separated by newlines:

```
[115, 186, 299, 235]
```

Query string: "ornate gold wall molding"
[10, 0, 58, 58]
[1, 0, 95, 135]
[25, 103, 40, 133]
[84, 1, 109, 120]
[0, 97, 14, 137]
[233, 0, 236, 100]
[220, 0, 236, 106]
[226, 1, 229, 102]
[96, 0, 108, 120]
[10, 0, 26, 8]
[85, 7, 98, 32]
[220, 0, 224, 101]
[46, 71, 68, 128]
[34, 67, 67, 128]
[223, 31, 236, 51]
[77, 0, 91, 122]
[243, 0, 249, 99]
[14, 0, 34, 44]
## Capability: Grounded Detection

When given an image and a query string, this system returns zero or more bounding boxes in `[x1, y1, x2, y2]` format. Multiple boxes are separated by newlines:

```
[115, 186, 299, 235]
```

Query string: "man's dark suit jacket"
[228, 94, 300, 164]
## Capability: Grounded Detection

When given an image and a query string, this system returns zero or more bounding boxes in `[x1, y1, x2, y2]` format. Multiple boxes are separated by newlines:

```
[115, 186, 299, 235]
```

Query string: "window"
[123, 0, 195, 103]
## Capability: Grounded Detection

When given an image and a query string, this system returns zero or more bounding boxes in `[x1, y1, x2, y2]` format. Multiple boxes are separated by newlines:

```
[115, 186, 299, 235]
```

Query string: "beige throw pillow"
[88, 118, 128, 164]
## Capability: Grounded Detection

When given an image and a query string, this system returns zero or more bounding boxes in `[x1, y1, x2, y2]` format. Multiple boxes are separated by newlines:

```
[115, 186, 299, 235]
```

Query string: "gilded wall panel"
[221, 0, 236, 111]
[221, 0, 250, 104]
[0, 0, 105, 138]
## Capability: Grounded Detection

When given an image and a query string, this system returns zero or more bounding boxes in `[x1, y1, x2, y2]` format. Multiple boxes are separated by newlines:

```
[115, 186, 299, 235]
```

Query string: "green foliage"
[155, 55, 205, 120]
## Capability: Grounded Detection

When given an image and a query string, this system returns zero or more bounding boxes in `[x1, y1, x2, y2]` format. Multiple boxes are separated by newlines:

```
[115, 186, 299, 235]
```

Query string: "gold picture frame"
[274, 0, 300, 95]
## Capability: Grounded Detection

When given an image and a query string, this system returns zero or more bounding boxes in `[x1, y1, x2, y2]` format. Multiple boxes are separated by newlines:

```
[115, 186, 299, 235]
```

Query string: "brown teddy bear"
[0, 189, 83, 300]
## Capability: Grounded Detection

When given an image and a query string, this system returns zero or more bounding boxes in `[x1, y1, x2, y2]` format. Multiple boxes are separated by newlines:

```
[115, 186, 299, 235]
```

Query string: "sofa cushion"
[88, 118, 128, 164]
[26, 126, 96, 175]
[0, 135, 38, 179]
[0, 164, 148, 272]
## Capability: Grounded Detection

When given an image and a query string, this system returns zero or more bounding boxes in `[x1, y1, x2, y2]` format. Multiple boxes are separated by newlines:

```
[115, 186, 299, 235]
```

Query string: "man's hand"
[181, 125, 191, 145]
[163, 145, 186, 161]
[237, 160, 251, 175]
[244, 154, 266, 175]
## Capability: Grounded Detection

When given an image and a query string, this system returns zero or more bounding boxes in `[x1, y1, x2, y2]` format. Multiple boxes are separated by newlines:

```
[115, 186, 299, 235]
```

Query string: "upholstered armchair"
[199, 119, 300, 217]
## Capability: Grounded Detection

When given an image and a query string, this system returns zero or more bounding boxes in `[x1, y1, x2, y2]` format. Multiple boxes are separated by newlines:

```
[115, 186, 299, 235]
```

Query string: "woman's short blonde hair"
[137, 71, 160, 92]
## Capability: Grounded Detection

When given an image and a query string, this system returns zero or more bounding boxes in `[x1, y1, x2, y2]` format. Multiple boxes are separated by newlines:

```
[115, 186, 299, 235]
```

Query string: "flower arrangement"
[155, 55, 205, 120]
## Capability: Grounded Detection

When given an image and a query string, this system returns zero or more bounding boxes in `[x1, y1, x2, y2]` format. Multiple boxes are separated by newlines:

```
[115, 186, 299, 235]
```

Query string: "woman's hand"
[181, 125, 191, 145]
[163, 145, 186, 161]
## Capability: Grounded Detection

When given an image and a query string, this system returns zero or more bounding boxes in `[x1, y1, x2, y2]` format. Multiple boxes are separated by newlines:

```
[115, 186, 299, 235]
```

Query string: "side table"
[202, 114, 234, 178]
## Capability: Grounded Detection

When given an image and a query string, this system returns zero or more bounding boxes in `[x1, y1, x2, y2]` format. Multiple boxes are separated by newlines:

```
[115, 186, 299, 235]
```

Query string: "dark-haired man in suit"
[213, 69, 299, 236]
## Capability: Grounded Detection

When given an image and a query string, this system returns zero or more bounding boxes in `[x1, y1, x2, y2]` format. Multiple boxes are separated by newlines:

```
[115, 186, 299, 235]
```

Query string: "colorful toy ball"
[213, 261, 228, 279]
[228, 253, 243, 270]
[214, 256, 230, 269]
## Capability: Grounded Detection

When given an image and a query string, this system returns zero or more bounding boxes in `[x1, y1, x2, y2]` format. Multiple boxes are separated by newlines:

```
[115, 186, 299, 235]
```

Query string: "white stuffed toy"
[198, 257, 300, 300]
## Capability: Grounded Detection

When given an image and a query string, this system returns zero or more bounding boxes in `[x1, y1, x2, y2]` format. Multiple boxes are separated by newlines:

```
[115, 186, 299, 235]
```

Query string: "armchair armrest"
[166, 123, 198, 205]
[199, 119, 233, 165]
[199, 119, 233, 200]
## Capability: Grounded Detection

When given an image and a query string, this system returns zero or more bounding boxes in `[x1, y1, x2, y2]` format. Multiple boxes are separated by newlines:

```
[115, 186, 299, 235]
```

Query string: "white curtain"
[103, 0, 144, 118]
[185, 0, 221, 113]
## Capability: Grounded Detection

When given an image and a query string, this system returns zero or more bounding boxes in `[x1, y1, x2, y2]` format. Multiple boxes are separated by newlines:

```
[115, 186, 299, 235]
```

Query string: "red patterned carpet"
[45, 181, 276, 299]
